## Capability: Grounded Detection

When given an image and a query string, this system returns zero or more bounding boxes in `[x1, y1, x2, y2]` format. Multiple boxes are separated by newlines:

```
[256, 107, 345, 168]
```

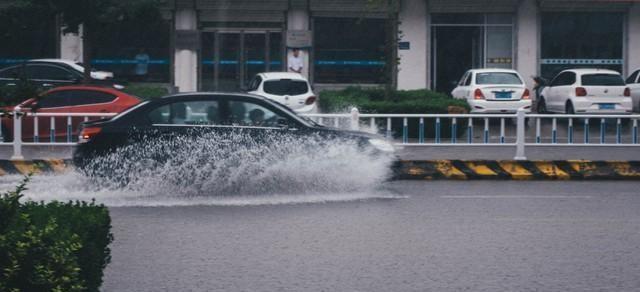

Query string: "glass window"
[314, 17, 386, 84]
[38, 91, 74, 108]
[26, 65, 77, 81]
[464, 73, 472, 86]
[248, 75, 262, 91]
[626, 70, 640, 84]
[581, 74, 624, 86]
[457, 72, 468, 86]
[540, 13, 623, 79]
[263, 79, 309, 96]
[476, 72, 522, 85]
[0, 66, 21, 79]
[148, 101, 221, 125]
[550, 72, 576, 87]
[67, 91, 117, 106]
[431, 14, 484, 25]
[228, 100, 287, 128]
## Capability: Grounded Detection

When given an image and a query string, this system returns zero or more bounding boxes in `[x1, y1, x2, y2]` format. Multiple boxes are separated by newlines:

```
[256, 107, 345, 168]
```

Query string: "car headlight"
[368, 138, 395, 152]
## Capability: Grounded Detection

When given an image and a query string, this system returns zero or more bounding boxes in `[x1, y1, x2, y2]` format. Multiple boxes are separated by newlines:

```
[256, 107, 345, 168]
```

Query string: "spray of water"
[2, 131, 398, 206]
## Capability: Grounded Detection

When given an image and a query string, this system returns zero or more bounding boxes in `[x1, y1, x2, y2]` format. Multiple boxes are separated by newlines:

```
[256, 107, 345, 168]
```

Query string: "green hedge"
[123, 84, 170, 100]
[319, 87, 470, 138]
[0, 176, 113, 292]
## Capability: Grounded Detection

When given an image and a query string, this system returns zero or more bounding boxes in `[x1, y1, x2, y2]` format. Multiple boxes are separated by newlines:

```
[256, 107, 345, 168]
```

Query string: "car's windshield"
[476, 73, 523, 85]
[581, 74, 625, 86]
[263, 79, 309, 96]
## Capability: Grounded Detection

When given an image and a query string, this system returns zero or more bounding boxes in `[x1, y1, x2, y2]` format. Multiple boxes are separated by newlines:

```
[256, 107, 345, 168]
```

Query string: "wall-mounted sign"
[175, 30, 200, 49]
[399, 42, 410, 50]
[286, 30, 312, 48]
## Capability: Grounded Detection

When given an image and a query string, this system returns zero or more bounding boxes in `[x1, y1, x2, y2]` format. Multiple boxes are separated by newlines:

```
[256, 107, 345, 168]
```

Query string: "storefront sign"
[286, 30, 312, 48]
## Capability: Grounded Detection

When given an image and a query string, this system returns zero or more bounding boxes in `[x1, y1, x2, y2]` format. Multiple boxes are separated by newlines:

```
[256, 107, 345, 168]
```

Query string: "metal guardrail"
[1, 107, 117, 160]
[302, 108, 640, 160]
[1, 107, 638, 161]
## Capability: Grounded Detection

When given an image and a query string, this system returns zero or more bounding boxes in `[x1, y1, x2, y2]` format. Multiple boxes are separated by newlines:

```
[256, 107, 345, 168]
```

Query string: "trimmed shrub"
[123, 84, 170, 100]
[319, 87, 470, 138]
[0, 176, 113, 292]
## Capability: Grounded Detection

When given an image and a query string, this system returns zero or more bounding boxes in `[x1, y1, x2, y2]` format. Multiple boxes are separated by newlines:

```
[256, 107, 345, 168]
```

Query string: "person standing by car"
[134, 49, 150, 81]
[288, 48, 303, 74]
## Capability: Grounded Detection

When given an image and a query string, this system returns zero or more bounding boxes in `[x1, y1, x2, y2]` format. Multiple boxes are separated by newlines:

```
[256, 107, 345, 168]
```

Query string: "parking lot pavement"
[103, 180, 640, 292]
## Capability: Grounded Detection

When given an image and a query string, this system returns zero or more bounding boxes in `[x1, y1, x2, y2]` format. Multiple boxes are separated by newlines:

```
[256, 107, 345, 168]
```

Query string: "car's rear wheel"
[536, 97, 548, 114]
[566, 102, 575, 115]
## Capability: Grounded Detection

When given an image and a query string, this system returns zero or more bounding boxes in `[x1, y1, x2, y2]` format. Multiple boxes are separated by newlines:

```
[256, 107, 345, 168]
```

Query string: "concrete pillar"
[286, 9, 310, 79]
[627, 4, 640, 75]
[59, 25, 83, 62]
[397, 0, 428, 90]
[174, 9, 198, 92]
[516, 0, 539, 89]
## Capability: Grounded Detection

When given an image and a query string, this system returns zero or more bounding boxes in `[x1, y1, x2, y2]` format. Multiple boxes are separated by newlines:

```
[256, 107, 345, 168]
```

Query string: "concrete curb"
[1, 159, 639, 180]
[393, 160, 640, 180]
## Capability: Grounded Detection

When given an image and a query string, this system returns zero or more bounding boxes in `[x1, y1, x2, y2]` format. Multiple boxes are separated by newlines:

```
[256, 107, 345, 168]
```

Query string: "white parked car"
[538, 69, 632, 114]
[625, 68, 640, 112]
[31, 59, 114, 80]
[451, 69, 531, 113]
[247, 72, 317, 114]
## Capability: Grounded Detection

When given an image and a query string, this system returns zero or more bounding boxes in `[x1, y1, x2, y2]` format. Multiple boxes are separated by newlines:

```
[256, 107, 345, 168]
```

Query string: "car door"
[0, 65, 23, 88]
[25, 64, 80, 90]
[626, 69, 640, 112]
[546, 72, 575, 112]
[21, 90, 73, 141]
[224, 97, 300, 142]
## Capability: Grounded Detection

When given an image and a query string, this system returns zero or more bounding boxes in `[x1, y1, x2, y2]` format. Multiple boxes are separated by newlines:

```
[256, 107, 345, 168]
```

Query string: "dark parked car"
[0, 59, 123, 91]
[73, 93, 395, 170]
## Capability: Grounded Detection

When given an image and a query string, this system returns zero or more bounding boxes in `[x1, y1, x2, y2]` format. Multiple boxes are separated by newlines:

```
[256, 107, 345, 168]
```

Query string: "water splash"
[1, 131, 397, 206]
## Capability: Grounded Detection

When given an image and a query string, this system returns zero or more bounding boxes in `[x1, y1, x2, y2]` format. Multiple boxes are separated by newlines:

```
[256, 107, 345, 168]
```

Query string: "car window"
[263, 79, 309, 95]
[38, 91, 74, 108]
[550, 72, 575, 87]
[248, 76, 262, 91]
[476, 72, 522, 85]
[26, 65, 77, 81]
[464, 73, 472, 86]
[227, 100, 288, 128]
[581, 74, 624, 86]
[0, 66, 22, 79]
[457, 72, 468, 86]
[148, 100, 221, 125]
[626, 70, 639, 84]
[67, 90, 117, 106]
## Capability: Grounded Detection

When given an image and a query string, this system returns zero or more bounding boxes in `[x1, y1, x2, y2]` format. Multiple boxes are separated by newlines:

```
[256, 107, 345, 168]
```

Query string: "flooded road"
[101, 181, 640, 292]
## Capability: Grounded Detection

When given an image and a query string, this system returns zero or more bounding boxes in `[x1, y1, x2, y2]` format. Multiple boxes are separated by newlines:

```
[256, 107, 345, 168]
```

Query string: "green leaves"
[0, 176, 113, 292]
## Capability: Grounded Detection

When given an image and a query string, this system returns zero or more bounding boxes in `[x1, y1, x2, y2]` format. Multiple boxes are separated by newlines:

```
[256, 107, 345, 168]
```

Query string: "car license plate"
[495, 92, 512, 99]
[599, 103, 615, 110]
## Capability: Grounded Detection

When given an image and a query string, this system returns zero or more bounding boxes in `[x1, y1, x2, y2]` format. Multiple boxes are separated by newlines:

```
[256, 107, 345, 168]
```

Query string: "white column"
[627, 4, 640, 74]
[516, 0, 539, 90]
[174, 9, 198, 92]
[59, 25, 83, 62]
[397, 0, 428, 90]
[286, 9, 310, 79]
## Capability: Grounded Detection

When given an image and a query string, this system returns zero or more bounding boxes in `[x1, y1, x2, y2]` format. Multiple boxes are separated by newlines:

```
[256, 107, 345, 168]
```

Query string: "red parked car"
[1, 86, 141, 142]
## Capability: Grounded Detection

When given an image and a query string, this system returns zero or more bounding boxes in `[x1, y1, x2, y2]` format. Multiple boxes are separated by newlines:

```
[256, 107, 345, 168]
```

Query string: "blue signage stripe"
[315, 60, 385, 66]
[0, 58, 170, 65]
[202, 60, 283, 65]
[541, 59, 623, 65]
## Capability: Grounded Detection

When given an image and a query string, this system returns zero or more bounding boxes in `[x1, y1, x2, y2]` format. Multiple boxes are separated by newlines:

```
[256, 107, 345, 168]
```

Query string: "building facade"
[2, 0, 640, 94]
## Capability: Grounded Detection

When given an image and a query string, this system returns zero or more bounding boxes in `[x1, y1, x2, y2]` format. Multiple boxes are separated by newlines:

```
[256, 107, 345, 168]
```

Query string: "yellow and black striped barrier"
[394, 160, 640, 180]
[0, 159, 71, 175]
[1, 159, 639, 180]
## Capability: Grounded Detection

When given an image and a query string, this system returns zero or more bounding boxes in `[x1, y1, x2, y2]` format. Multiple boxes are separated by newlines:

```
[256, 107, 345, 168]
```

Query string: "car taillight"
[474, 89, 485, 100]
[305, 96, 317, 105]
[522, 89, 530, 100]
[624, 87, 631, 97]
[79, 126, 102, 143]
[576, 87, 587, 97]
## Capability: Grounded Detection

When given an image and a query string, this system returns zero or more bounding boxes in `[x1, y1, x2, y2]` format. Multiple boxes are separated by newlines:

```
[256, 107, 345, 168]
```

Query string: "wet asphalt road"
[103, 181, 640, 292]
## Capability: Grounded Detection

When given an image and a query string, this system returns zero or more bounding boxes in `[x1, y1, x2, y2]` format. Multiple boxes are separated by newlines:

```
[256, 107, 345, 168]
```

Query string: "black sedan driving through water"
[73, 93, 395, 171]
